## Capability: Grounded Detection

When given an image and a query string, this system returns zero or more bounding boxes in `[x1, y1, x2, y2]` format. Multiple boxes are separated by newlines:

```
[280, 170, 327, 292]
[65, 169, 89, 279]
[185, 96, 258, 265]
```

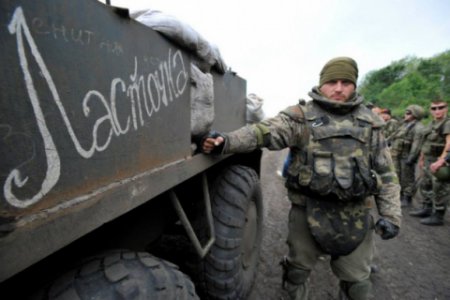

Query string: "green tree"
[358, 50, 450, 119]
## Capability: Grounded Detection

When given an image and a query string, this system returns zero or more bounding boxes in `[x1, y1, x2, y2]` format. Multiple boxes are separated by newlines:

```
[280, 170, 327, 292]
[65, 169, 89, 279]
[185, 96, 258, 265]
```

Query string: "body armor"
[285, 101, 381, 202]
[421, 118, 450, 158]
[283, 99, 382, 256]
[390, 121, 417, 157]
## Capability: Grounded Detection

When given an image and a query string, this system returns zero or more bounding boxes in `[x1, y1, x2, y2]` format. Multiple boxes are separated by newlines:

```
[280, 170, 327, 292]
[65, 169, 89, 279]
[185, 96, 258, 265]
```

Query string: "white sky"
[106, 0, 450, 116]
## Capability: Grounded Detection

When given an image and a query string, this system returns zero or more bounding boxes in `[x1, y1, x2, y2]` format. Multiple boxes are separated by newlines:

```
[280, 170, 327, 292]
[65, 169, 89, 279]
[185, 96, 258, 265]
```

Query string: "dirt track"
[249, 149, 450, 300]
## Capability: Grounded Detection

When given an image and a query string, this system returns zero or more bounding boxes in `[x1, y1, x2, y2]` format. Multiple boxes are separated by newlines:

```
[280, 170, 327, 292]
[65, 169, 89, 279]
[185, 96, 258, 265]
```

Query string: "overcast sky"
[107, 0, 450, 116]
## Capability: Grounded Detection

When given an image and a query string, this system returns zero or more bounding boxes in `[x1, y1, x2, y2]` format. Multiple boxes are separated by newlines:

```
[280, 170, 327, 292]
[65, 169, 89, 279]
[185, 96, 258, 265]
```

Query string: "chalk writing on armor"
[4, 7, 188, 208]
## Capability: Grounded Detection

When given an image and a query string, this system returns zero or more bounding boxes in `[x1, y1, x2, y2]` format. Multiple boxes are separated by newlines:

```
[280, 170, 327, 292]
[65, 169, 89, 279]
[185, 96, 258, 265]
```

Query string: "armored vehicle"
[0, 0, 263, 298]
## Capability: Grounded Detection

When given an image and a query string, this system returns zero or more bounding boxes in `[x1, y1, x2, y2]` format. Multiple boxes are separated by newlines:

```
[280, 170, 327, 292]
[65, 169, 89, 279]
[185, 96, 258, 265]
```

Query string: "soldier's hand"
[375, 218, 399, 240]
[430, 158, 446, 173]
[202, 131, 226, 154]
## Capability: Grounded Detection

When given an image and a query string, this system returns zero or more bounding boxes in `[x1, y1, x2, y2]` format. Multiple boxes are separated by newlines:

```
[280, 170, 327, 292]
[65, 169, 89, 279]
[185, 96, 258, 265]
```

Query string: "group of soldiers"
[202, 56, 448, 299]
[370, 100, 450, 226]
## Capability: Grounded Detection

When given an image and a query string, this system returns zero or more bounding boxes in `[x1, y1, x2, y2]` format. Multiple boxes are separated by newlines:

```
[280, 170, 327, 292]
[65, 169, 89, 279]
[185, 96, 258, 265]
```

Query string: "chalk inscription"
[4, 7, 188, 208]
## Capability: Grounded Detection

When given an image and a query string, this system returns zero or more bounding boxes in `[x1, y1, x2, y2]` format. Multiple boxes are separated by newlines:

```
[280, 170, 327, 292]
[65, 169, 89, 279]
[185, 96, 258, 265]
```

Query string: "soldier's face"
[380, 113, 390, 121]
[404, 110, 414, 121]
[430, 102, 448, 120]
[320, 79, 355, 102]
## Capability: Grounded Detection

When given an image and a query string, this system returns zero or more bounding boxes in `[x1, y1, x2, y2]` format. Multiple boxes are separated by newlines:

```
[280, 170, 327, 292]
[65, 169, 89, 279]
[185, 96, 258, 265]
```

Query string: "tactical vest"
[390, 121, 416, 156]
[421, 117, 450, 157]
[285, 101, 381, 202]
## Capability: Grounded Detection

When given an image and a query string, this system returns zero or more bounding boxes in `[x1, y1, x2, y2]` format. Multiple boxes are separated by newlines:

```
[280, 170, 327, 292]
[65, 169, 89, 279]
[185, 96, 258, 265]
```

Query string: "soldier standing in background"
[410, 99, 450, 225]
[380, 108, 399, 141]
[202, 57, 401, 300]
[388, 105, 425, 207]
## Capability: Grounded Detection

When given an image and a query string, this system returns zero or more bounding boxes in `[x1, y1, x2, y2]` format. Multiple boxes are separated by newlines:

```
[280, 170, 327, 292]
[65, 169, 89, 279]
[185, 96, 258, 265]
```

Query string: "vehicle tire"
[199, 165, 264, 299]
[34, 250, 199, 300]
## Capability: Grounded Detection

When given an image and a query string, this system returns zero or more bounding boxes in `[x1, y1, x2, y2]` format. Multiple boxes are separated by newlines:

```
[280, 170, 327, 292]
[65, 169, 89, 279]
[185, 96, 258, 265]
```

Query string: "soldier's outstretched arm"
[201, 110, 306, 155]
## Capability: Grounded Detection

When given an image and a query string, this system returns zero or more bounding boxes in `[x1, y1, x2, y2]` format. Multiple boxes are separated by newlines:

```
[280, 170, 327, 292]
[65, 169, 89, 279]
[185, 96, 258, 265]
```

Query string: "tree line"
[358, 49, 450, 120]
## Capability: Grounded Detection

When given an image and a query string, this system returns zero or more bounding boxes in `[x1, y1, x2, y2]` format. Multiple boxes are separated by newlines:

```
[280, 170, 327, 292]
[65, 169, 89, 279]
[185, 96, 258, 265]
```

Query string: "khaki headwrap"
[319, 57, 358, 87]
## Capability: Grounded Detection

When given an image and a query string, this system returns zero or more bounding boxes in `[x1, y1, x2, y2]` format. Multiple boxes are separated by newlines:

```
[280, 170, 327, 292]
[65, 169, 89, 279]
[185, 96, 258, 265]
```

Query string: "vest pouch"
[391, 139, 404, 152]
[354, 156, 379, 197]
[428, 131, 439, 141]
[422, 143, 432, 156]
[401, 141, 412, 155]
[334, 156, 353, 189]
[309, 151, 333, 195]
[369, 170, 382, 194]
[298, 165, 313, 186]
[429, 144, 445, 157]
[333, 156, 355, 201]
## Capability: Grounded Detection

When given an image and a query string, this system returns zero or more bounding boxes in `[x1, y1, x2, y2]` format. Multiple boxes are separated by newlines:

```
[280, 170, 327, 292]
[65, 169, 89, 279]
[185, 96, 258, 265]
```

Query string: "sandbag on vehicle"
[246, 93, 265, 124]
[132, 9, 227, 73]
[190, 64, 214, 137]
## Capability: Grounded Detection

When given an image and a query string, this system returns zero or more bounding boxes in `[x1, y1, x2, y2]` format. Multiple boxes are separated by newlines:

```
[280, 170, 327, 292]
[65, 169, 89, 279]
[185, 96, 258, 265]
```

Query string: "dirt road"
[249, 149, 450, 300]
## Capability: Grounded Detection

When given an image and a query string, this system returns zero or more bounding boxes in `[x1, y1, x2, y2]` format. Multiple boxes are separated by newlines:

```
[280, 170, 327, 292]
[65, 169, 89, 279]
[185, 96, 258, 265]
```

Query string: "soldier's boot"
[409, 202, 432, 217]
[400, 195, 412, 208]
[420, 209, 445, 226]
[339, 279, 372, 300]
[281, 257, 310, 300]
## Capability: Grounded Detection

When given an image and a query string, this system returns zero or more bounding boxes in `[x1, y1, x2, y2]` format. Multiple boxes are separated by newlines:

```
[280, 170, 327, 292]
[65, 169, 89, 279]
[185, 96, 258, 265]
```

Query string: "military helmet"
[433, 165, 450, 181]
[406, 105, 424, 120]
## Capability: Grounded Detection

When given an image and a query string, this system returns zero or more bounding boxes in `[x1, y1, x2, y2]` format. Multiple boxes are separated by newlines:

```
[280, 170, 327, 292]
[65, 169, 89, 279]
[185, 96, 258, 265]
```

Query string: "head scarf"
[319, 57, 358, 87]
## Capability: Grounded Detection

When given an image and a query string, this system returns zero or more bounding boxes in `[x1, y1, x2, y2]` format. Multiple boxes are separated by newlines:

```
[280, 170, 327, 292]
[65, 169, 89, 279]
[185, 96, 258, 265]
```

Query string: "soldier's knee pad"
[340, 279, 372, 300]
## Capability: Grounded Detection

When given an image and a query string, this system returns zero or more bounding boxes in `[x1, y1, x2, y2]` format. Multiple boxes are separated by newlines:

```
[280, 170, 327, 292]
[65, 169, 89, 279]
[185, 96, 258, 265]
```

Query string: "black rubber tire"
[199, 165, 264, 300]
[35, 250, 199, 300]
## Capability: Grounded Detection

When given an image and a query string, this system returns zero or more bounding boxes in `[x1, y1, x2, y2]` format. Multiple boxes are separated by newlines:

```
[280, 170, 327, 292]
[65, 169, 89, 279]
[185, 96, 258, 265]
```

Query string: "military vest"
[390, 121, 417, 156]
[285, 101, 382, 202]
[383, 119, 399, 139]
[422, 117, 450, 157]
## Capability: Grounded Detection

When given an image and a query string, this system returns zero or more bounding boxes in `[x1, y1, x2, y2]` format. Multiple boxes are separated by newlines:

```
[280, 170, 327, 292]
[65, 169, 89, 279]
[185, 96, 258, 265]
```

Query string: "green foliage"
[358, 49, 450, 119]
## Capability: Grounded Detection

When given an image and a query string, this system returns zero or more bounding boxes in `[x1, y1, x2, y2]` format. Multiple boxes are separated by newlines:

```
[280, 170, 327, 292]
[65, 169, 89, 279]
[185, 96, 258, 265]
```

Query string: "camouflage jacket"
[222, 87, 401, 226]
[383, 118, 400, 140]
[389, 120, 424, 160]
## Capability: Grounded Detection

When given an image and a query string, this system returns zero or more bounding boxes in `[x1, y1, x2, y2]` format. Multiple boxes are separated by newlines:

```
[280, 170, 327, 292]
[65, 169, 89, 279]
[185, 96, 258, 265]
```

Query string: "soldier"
[389, 105, 425, 207]
[410, 99, 450, 225]
[380, 108, 399, 141]
[202, 57, 401, 300]
[371, 105, 382, 115]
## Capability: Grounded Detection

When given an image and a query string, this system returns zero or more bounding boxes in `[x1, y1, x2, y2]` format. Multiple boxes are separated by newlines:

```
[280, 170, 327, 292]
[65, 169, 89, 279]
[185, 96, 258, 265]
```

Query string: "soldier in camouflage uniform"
[389, 105, 425, 207]
[380, 108, 399, 141]
[410, 99, 450, 225]
[202, 57, 401, 300]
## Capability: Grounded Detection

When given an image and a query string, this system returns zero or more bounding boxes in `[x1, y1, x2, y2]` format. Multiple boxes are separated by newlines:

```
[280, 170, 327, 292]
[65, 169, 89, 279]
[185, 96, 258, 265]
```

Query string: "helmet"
[406, 105, 424, 120]
[433, 165, 450, 181]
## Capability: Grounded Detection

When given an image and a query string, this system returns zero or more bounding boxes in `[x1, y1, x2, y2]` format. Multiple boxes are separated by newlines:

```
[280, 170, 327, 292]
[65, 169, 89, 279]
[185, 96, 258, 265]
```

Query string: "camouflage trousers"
[286, 203, 374, 299]
[419, 157, 450, 211]
[392, 154, 416, 197]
